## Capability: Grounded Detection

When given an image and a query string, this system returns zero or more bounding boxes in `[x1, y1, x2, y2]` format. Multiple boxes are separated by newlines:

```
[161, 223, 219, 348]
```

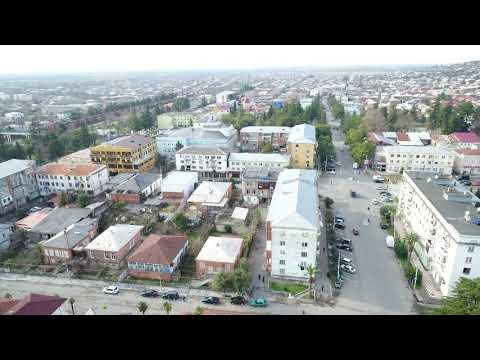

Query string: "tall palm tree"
[403, 232, 419, 262]
[138, 301, 148, 315]
[162, 301, 172, 315]
[306, 265, 316, 298]
[68, 297, 76, 315]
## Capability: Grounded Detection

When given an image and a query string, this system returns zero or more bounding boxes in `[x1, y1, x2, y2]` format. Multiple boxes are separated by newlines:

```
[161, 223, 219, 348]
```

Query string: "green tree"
[175, 141, 184, 151]
[261, 142, 272, 153]
[435, 277, 480, 315]
[172, 213, 188, 231]
[173, 97, 190, 112]
[162, 301, 172, 315]
[76, 192, 91, 208]
[138, 301, 148, 315]
[403, 232, 418, 262]
[324, 197, 334, 209]
[60, 192, 68, 207]
[224, 224, 233, 233]
[306, 264, 316, 298]
[350, 141, 375, 164]
[4, 293, 12, 299]
[380, 205, 396, 224]
[111, 200, 127, 217]
[386, 105, 398, 131]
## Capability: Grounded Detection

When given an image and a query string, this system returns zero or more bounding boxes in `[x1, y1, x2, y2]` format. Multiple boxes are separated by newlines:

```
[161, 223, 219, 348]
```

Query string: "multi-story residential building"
[266, 169, 319, 280]
[90, 134, 156, 174]
[0, 159, 39, 215]
[228, 153, 290, 179]
[58, 148, 92, 165]
[36, 163, 109, 197]
[157, 113, 198, 130]
[287, 124, 316, 169]
[175, 147, 229, 180]
[216, 91, 236, 104]
[239, 126, 290, 152]
[383, 146, 455, 175]
[448, 132, 480, 149]
[0, 223, 14, 251]
[398, 172, 480, 297]
[109, 173, 162, 204]
[156, 125, 237, 158]
[241, 167, 280, 206]
[453, 148, 480, 175]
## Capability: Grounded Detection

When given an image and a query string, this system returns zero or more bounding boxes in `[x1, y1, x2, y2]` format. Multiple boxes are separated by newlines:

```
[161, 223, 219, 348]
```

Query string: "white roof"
[266, 169, 318, 230]
[196, 236, 243, 263]
[232, 207, 249, 221]
[287, 124, 316, 145]
[0, 159, 35, 179]
[162, 171, 197, 193]
[240, 126, 291, 134]
[188, 181, 231, 205]
[229, 153, 290, 163]
[384, 146, 453, 156]
[85, 224, 143, 252]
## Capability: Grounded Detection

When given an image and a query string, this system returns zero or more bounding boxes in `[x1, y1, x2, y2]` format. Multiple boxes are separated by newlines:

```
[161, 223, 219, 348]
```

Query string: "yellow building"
[90, 134, 156, 174]
[287, 124, 316, 169]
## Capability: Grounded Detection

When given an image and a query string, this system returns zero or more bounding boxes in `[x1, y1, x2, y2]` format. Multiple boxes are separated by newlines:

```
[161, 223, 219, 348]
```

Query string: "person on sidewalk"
[258, 274, 261, 280]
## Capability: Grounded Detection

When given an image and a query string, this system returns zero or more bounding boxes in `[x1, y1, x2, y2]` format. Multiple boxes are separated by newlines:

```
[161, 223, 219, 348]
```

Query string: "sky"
[0, 45, 479, 74]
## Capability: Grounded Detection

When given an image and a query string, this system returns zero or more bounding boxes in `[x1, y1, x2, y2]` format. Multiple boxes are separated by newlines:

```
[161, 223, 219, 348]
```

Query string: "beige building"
[287, 124, 316, 169]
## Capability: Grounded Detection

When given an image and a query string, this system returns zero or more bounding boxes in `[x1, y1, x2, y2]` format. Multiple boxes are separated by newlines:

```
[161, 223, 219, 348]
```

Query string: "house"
[383, 146, 454, 175]
[28, 207, 92, 243]
[0, 223, 14, 251]
[398, 172, 480, 297]
[239, 126, 291, 152]
[36, 162, 109, 197]
[15, 208, 52, 232]
[109, 173, 162, 204]
[40, 218, 98, 265]
[0, 293, 67, 315]
[127, 234, 188, 281]
[176, 146, 229, 180]
[448, 132, 480, 148]
[187, 181, 232, 215]
[453, 148, 480, 175]
[0, 159, 39, 215]
[161, 171, 197, 205]
[241, 167, 280, 206]
[196, 236, 243, 278]
[228, 153, 290, 180]
[266, 169, 319, 280]
[287, 124, 316, 169]
[85, 201, 108, 218]
[90, 134, 157, 174]
[85, 224, 143, 268]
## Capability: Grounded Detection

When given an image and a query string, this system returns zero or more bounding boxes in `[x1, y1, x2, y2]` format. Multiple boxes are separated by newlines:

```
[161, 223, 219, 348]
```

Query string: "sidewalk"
[316, 183, 333, 302]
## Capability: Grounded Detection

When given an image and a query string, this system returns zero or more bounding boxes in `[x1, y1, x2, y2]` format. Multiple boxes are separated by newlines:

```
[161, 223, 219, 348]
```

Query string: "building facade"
[398, 172, 480, 297]
[241, 167, 279, 206]
[453, 148, 480, 175]
[175, 147, 229, 179]
[287, 124, 316, 169]
[90, 134, 156, 174]
[157, 113, 198, 130]
[196, 236, 243, 278]
[228, 153, 290, 179]
[384, 146, 454, 175]
[239, 126, 290, 152]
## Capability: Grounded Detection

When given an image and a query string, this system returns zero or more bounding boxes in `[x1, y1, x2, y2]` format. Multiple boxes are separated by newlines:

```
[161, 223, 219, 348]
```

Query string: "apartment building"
[239, 126, 290, 152]
[36, 163, 109, 196]
[453, 148, 480, 175]
[175, 147, 229, 179]
[228, 153, 290, 179]
[398, 172, 480, 296]
[0, 159, 39, 215]
[384, 146, 454, 175]
[241, 167, 280, 206]
[448, 132, 480, 149]
[287, 124, 316, 169]
[157, 112, 198, 130]
[90, 134, 156, 174]
[266, 169, 319, 280]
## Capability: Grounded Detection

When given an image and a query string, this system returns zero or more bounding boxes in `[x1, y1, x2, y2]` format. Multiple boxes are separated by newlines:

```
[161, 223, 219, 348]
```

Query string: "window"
[280, 250, 286, 255]
[111, 253, 116, 260]
[104, 252, 109, 259]
[279, 260, 286, 265]
[301, 252, 308, 257]
[466, 257, 472, 264]
[279, 268, 285, 274]
[280, 241, 285, 246]
[463, 267, 471, 275]
[468, 245, 475, 253]
[302, 242, 308, 247]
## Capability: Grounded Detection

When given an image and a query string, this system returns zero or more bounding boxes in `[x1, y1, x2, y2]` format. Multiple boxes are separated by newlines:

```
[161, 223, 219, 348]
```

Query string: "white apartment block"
[266, 169, 320, 280]
[175, 147, 229, 172]
[453, 148, 480, 175]
[398, 172, 480, 297]
[36, 163, 109, 197]
[157, 113, 198, 129]
[228, 153, 290, 173]
[384, 146, 454, 175]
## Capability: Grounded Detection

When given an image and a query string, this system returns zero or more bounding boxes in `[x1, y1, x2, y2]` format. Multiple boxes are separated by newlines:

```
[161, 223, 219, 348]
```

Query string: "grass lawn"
[270, 281, 308, 295]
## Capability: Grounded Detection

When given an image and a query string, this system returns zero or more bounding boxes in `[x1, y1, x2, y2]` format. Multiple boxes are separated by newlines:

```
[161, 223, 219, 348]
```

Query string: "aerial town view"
[0, 45, 480, 315]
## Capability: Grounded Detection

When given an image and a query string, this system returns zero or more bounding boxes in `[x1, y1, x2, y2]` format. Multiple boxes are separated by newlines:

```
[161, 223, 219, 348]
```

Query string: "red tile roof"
[454, 148, 480, 156]
[0, 298, 20, 315]
[128, 234, 187, 266]
[6, 293, 66, 315]
[38, 163, 105, 177]
[15, 209, 51, 230]
[449, 132, 480, 144]
[396, 132, 410, 141]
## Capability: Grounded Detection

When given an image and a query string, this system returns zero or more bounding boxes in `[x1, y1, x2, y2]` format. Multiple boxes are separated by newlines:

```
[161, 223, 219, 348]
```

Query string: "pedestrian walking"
[302, 310, 306, 315]
[367, 207, 370, 211]
[321, 286, 324, 292]
[258, 274, 261, 280]
[262, 276, 265, 283]
[323, 247, 325, 253]
[183, 296, 186, 302]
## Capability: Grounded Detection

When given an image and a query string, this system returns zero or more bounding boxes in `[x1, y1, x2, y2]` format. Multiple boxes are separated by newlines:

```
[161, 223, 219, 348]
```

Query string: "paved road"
[319, 127, 415, 314]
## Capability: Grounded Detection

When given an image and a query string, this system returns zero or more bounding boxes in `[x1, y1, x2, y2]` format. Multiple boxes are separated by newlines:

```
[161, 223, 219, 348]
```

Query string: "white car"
[102, 286, 119, 295]
[371, 199, 379, 205]
[340, 264, 357, 274]
[336, 162, 342, 166]
[327, 170, 336, 175]
[341, 257, 353, 266]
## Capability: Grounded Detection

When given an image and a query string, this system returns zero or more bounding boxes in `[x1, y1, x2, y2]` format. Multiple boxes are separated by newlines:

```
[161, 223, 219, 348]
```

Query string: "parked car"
[161, 291, 179, 300]
[140, 289, 160, 298]
[335, 278, 343, 289]
[376, 186, 388, 191]
[102, 286, 119, 295]
[230, 296, 247, 305]
[249, 298, 268, 307]
[352, 228, 359, 236]
[379, 191, 392, 196]
[341, 257, 353, 266]
[335, 223, 346, 230]
[336, 162, 342, 166]
[28, 206, 43, 214]
[201, 296, 221, 305]
[380, 222, 389, 230]
[371, 199, 379, 205]
[460, 180, 472, 186]
[336, 243, 353, 252]
[335, 216, 345, 223]
[350, 190, 357, 198]
[341, 264, 357, 274]
[327, 170, 336, 175]
[456, 175, 470, 181]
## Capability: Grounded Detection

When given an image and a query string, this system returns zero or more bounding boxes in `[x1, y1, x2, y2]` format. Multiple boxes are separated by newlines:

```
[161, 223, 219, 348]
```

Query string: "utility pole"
[413, 267, 419, 289]
[64, 227, 69, 273]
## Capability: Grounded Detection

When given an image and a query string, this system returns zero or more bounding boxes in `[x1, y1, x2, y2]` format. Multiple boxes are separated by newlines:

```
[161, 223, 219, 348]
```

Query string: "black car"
[230, 296, 247, 305]
[335, 216, 345, 223]
[140, 289, 160, 298]
[456, 175, 470, 181]
[161, 291, 179, 300]
[460, 180, 472, 186]
[380, 223, 389, 230]
[334, 223, 346, 230]
[336, 243, 353, 252]
[201, 296, 220, 305]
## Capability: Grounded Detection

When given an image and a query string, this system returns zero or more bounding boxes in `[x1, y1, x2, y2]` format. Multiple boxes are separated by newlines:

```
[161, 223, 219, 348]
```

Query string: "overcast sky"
[0, 45, 479, 74]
